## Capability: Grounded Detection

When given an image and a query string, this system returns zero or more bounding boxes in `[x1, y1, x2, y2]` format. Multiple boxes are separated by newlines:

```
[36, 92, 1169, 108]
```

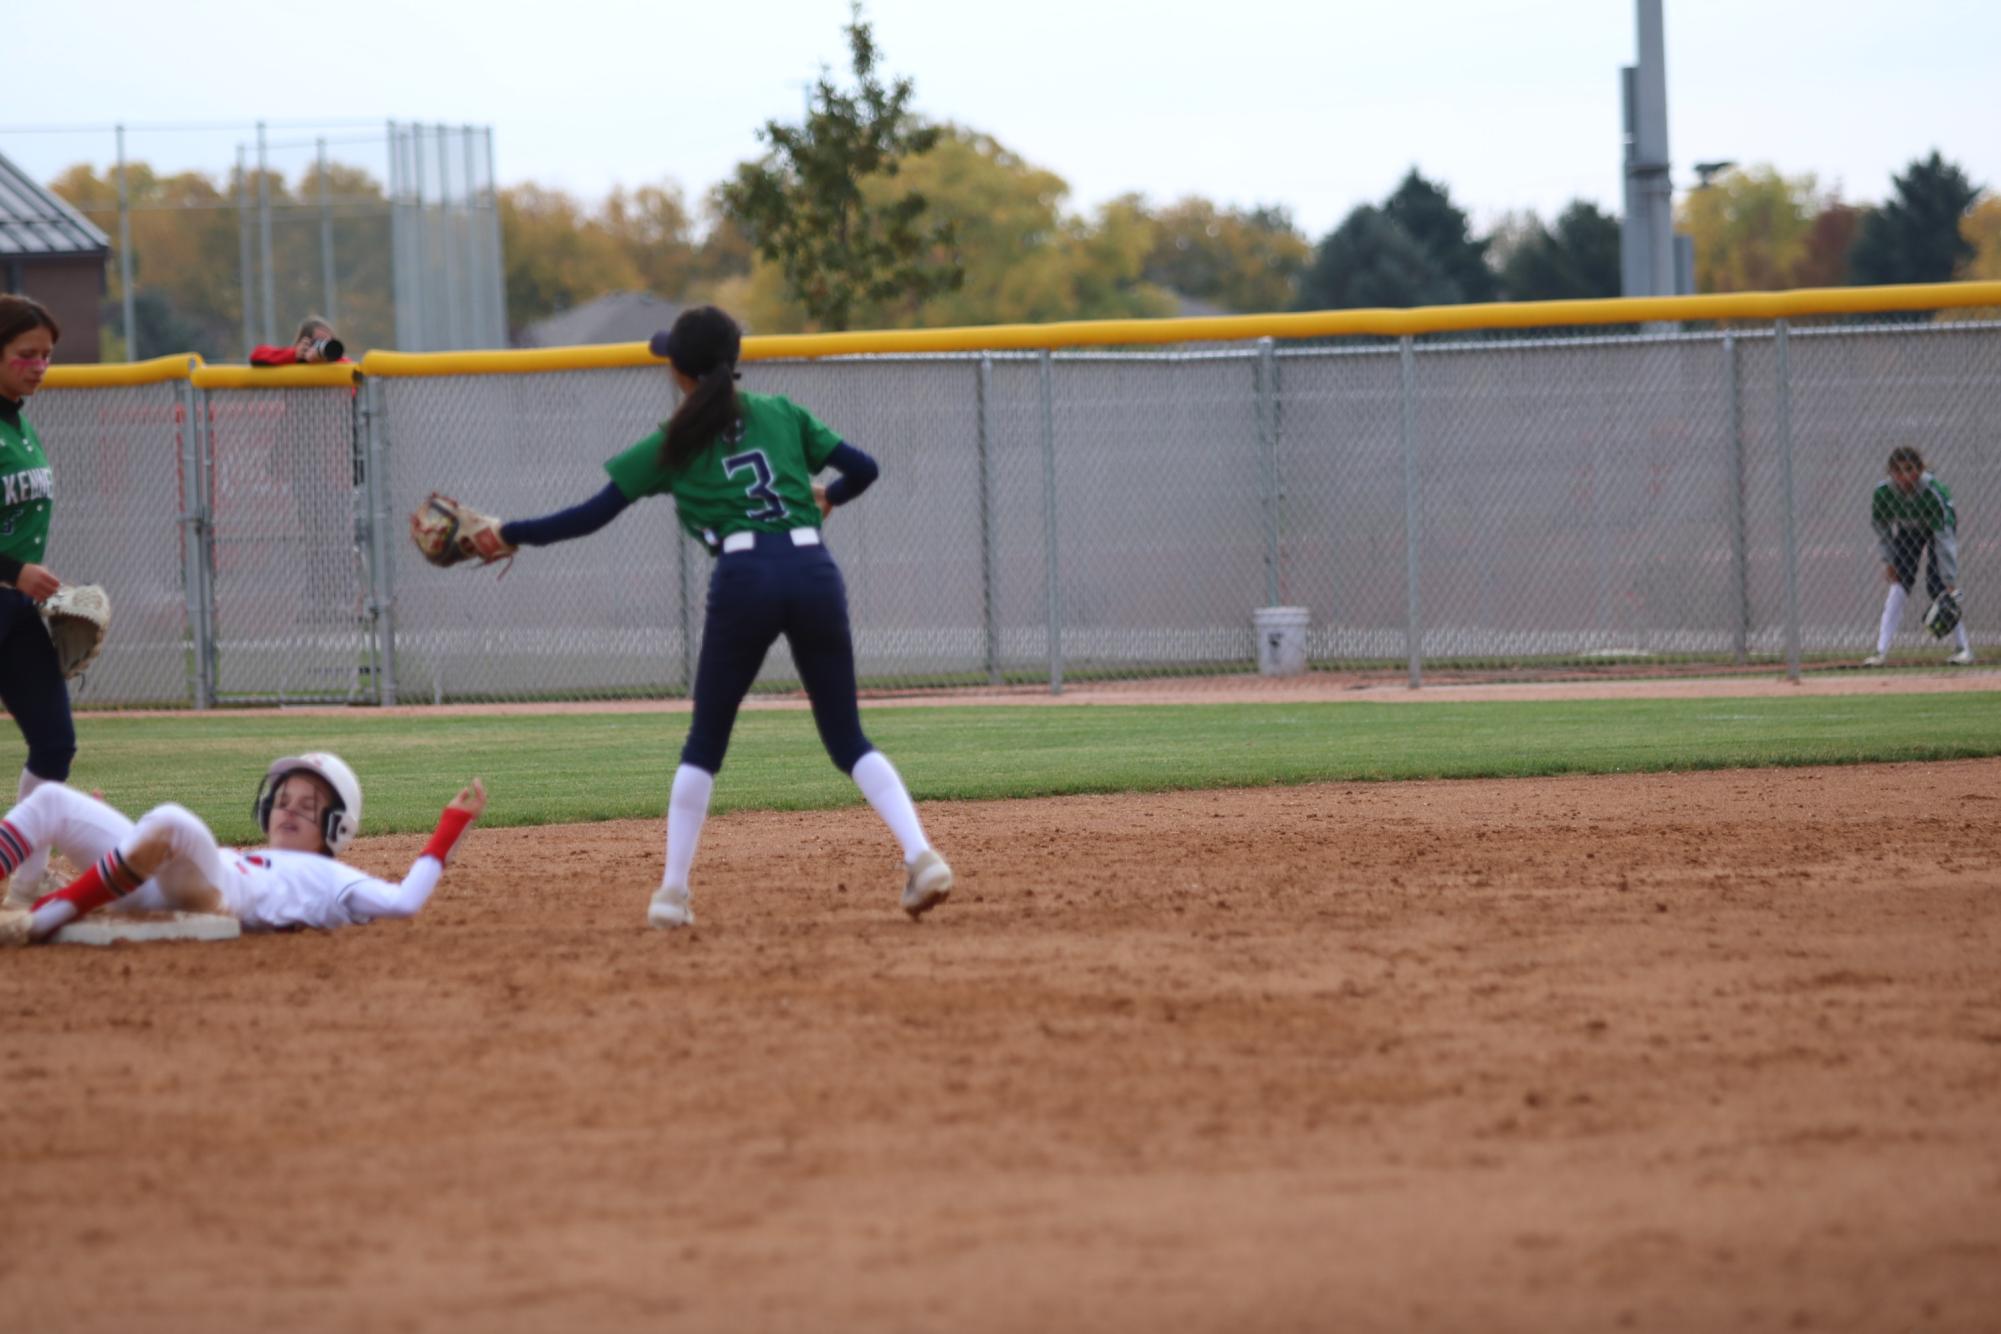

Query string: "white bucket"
[1252, 606, 1311, 676]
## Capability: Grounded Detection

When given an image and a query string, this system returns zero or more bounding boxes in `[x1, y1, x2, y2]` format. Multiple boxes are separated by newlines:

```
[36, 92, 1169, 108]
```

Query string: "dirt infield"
[4, 757, 1999, 1332]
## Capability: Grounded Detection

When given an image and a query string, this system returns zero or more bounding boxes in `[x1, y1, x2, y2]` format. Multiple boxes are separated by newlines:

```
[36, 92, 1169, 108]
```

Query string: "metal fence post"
[1725, 333, 1750, 663]
[1257, 337, 1281, 607]
[977, 354, 1001, 685]
[1776, 319, 1802, 683]
[1039, 350, 1063, 695]
[176, 373, 215, 709]
[1400, 336, 1423, 689]
[361, 376, 399, 705]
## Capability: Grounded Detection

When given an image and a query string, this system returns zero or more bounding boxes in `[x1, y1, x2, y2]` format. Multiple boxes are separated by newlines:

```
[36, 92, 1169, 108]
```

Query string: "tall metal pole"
[236, 144, 255, 359]
[1776, 320, 1802, 683]
[256, 120, 276, 347]
[1400, 336, 1424, 689]
[484, 127, 507, 346]
[115, 124, 137, 360]
[446, 125, 468, 350]
[389, 121, 415, 352]
[412, 126, 429, 350]
[318, 137, 338, 325]
[1620, 0, 1675, 298]
[462, 126, 482, 348]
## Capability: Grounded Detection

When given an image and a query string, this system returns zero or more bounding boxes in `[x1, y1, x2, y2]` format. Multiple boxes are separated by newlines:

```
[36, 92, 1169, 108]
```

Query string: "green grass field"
[24, 691, 2001, 845]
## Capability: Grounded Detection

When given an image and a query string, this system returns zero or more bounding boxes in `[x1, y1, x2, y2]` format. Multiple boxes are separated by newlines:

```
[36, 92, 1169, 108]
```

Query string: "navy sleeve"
[822, 442, 880, 508]
[499, 482, 633, 548]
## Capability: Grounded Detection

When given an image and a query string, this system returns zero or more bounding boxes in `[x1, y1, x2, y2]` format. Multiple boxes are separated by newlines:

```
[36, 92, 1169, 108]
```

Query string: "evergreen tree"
[1850, 151, 1980, 285]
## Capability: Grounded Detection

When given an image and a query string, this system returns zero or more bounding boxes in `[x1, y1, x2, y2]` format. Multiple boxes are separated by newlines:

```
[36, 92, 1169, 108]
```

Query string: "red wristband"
[422, 806, 477, 864]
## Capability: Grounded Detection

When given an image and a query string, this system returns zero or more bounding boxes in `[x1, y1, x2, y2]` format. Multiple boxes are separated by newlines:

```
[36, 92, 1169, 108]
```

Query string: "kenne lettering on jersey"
[1, 468, 53, 506]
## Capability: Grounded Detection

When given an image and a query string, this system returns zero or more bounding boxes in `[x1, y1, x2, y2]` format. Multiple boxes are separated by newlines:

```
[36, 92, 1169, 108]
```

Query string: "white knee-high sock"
[661, 764, 714, 892]
[851, 750, 930, 864]
[1877, 584, 1908, 654]
[1955, 621, 1971, 653]
[11, 769, 52, 890]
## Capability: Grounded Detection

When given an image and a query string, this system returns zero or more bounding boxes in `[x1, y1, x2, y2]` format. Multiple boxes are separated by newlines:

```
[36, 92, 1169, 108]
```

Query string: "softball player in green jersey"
[465, 305, 954, 928]
[0, 295, 78, 899]
[1864, 446, 1972, 666]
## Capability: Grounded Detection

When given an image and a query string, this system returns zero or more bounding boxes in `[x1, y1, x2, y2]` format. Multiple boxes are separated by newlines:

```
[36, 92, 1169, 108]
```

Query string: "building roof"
[519, 291, 684, 348]
[0, 151, 110, 258]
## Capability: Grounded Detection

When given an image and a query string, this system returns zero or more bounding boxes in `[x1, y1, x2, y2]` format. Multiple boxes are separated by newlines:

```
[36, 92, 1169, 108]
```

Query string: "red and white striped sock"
[28, 849, 145, 940]
[0, 818, 36, 880]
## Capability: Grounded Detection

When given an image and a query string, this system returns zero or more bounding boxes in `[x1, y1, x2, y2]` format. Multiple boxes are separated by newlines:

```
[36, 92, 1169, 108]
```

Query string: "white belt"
[720, 527, 821, 554]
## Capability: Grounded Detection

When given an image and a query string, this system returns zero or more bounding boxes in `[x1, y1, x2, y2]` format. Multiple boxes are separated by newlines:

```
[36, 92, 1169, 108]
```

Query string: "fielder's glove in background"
[410, 492, 516, 569]
[1924, 589, 1963, 639]
[42, 583, 111, 680]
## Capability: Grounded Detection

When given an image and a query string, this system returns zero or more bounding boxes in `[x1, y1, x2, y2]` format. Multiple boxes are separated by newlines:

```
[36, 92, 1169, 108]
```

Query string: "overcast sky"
[9, 0, 1996, 238]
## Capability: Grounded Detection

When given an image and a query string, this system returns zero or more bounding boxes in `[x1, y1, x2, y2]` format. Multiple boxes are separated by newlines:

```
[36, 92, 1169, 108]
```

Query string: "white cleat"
[1861, 653, 1888, 668]
[901, 848, 953, 920]
[3, 865, 62, 912]
[647, 884, 695, 930]
[1947, 648, 1976, 666]
[0, 908, 31, 948]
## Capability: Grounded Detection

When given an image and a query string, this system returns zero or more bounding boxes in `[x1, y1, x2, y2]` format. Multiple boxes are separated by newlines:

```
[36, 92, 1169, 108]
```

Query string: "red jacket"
[250, 345, 352, 367]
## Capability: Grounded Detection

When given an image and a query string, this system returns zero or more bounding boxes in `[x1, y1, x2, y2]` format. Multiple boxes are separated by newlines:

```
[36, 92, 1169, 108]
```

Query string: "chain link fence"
[36, 376, 198, 705]
[32, 308, 2001, 707]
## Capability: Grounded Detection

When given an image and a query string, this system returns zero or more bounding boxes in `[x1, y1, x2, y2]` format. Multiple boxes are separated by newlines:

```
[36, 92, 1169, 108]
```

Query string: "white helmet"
[254, 751, 363, 854]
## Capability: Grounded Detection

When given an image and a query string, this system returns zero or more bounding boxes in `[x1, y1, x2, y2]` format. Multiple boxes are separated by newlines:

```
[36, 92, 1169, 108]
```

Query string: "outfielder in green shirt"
[0, 294, 80, 905]
[1865, 445, 1972, 665]
[442, 305, 956, 931]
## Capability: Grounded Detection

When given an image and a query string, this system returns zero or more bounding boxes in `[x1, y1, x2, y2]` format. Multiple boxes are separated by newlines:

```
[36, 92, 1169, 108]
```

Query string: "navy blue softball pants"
[0, 588, 76, 781]
[1887, 525, 1948, 600]
[680, 536, 872, 775]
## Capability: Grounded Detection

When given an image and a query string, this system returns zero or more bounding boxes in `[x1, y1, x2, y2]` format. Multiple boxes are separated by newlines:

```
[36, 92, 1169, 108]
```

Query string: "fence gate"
[198, 381, 376, 704]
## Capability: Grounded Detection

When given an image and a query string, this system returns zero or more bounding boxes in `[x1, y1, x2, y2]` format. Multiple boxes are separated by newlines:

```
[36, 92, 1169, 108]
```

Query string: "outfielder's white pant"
[8, 784, 242, 915]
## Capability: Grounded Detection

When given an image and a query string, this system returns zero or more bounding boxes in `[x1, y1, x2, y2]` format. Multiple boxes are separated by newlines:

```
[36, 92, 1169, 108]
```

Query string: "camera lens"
[320, 337, 345, 361]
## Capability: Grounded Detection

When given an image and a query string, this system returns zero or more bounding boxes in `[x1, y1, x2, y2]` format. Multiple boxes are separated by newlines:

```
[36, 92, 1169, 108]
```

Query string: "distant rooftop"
[520, 292, 684, 349]
[0, 152, 110, 258]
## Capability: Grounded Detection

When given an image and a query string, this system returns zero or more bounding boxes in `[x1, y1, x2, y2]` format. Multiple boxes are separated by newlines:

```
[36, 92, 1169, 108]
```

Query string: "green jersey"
[1872, 471, 1959, 584]
[0, 405, 55, 569]
[603, 391, 842, 546]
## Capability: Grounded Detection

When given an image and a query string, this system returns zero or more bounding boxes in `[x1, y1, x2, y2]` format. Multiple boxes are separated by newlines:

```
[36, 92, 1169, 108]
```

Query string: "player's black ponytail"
[653, 306, 743, 472]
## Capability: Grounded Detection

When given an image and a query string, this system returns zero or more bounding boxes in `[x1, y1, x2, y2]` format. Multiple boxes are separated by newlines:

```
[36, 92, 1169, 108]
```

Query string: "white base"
[50, 912, 241, 946]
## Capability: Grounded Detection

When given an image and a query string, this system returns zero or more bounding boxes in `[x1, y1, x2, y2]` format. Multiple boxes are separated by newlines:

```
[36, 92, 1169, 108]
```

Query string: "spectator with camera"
[250, 316, 347, 367]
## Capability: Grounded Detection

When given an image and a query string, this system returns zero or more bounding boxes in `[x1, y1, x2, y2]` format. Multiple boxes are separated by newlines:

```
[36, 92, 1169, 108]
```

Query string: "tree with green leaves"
[1675, 165, 1826, 293]
[1293, 205, 1460, 310]
[1491, 202, 1622, 302]
[719, 2, 960, 330]
[1850, 151, 1981, 286]
[1383, 170, 1493, 303]
[1140, 198, 1308, 313]
[498, 184, 644, 334]
[716, 128, 1174, 332]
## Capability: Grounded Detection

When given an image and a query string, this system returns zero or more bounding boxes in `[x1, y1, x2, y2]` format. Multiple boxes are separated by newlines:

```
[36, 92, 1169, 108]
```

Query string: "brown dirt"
[4, 759, 2000, 1332]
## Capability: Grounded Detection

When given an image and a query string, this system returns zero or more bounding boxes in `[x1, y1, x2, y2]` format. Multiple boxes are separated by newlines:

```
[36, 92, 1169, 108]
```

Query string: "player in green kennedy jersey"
[1864, 446, 1972, 666]
[0, 295, 80, 898]
[426, 305, 954, 928]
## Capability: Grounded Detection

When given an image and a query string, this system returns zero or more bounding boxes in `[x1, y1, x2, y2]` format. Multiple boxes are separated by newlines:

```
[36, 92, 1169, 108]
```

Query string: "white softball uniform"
[9, 784, 444, 932]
